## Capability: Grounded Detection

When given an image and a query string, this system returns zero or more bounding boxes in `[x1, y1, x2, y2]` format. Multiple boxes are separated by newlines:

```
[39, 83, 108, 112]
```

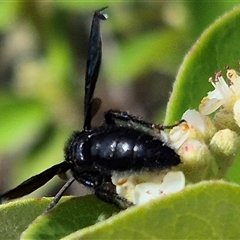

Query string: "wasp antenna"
[83, 7, 108, 131]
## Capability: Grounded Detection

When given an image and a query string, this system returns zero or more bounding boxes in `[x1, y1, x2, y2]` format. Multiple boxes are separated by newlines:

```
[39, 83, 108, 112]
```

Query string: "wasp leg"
[104, 110, 185, 131]
[159, 119, 186, 130]
[73, 170, 133, 209]
[46, 177, 75, 212]
[94, 182, 133, 209]
[104, 110, 156, 129]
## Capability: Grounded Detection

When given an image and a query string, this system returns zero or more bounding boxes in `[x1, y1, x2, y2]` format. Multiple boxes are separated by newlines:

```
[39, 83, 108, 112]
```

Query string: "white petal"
[132, 171, 185, 205]
[182, 109, 206, 132]
[227, 69, 240, 94]
[216, 76, 232, 98]
[169, 123, 190, 150]
[199, 97, 225, 115]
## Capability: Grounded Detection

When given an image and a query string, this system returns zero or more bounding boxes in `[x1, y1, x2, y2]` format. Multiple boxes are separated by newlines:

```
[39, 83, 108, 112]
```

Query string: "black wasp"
[0, 7, 181, 211]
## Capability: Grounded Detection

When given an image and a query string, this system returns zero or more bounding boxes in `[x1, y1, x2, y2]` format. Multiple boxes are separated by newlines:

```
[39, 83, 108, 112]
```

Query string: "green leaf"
[2, 182, 240, 239]
[0, 198, 50, 240]
[165, 6, 240, 124]
[62, 181, 240, 239]
[21, 195, 119, 239]
[0, 196, 118, 240]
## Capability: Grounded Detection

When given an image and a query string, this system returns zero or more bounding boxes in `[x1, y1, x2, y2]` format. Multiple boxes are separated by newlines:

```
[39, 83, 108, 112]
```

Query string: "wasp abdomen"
[67, 126, 180, 173]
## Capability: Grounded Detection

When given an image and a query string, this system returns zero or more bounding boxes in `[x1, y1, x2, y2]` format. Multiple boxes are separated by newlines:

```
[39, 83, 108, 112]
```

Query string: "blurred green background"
[0, 2, 239, 198]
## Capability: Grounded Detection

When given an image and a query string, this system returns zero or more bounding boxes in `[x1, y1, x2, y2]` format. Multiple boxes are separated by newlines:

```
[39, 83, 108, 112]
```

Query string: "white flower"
[132, 171, 185, 205]
[199, 71, 233, 115]
[111, 170, 185, 206]
[168, 120, 190, 150]
[169, 109, 215, 150]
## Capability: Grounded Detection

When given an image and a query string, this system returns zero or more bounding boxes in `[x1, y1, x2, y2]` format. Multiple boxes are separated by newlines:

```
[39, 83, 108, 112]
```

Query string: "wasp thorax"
[64, 131, 92, 166]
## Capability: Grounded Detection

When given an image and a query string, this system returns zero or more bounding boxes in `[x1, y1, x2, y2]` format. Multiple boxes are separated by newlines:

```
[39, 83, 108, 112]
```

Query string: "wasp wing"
[0, 161, 70, 202]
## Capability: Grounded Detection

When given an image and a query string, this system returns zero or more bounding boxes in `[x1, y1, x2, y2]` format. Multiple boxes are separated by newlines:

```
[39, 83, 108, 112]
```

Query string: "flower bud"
[210, 129, 240, 157]
[209, 129, 240, 178]
[178, 139, 212, 182]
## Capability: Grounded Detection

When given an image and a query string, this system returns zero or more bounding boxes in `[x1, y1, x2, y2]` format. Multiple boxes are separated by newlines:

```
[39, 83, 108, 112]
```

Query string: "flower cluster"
[169, 67, 240, 182]
[112, 65, 240, 206]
